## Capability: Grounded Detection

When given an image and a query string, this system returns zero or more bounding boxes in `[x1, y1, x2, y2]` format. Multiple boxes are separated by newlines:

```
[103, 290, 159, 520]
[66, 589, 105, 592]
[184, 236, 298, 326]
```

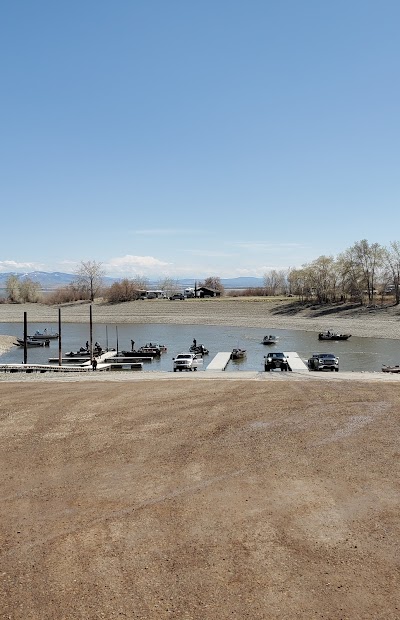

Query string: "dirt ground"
[1, 378, 399, 619]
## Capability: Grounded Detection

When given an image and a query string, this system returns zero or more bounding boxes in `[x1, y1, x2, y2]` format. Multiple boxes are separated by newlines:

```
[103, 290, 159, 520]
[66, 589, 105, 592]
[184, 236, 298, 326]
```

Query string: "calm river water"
[1, 322, 400, 372]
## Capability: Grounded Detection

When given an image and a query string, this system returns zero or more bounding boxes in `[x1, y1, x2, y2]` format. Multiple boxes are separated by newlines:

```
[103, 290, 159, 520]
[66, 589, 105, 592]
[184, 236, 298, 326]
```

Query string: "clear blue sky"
[1, 0, 399, 279]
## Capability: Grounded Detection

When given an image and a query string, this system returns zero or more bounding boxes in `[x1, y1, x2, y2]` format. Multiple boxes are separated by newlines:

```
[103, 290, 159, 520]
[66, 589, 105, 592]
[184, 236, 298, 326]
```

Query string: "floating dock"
[0, 363, 96, 374]
[206, 352, 231, 371]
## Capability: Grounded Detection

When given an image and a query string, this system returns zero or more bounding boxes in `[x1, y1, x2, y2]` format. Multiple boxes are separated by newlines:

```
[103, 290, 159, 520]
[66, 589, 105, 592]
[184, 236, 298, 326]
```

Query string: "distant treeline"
[1, 240, 399, 306]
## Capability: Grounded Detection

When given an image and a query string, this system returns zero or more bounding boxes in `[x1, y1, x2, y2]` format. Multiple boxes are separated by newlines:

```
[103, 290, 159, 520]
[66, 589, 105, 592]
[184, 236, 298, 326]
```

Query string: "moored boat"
[382, 365, 400, 373]
[142, 342, 167, 352]
[65, 347, 90, 357]
[29, 330, 59, 340]
[138, 344, 162, 356]
[14, 338, 49, 347]
[318, 331, 351, 341]
[121, 350, 156, 358]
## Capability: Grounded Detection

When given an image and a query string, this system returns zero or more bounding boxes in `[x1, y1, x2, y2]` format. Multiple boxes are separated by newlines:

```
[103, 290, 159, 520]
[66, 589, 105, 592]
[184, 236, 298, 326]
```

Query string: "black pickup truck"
[264, 352, 290, 371]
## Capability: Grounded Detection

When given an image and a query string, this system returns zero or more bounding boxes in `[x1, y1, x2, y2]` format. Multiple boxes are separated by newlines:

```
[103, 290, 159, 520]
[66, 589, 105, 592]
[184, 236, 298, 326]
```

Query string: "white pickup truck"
[173, 353, 199, 372]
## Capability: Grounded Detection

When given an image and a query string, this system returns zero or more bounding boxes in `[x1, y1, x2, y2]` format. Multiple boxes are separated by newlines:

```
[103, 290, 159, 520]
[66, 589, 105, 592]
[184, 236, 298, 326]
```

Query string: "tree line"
[262, 240, 400, 305]
[1, 260, 225, 304]
[3, 240, 399, 305]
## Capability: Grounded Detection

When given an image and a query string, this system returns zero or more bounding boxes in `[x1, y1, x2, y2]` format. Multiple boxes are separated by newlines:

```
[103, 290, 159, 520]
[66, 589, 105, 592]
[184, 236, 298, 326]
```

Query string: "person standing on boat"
[193, 338, 197, 348]
[131, 339, 135, 351]
[92, 358, 97, 371]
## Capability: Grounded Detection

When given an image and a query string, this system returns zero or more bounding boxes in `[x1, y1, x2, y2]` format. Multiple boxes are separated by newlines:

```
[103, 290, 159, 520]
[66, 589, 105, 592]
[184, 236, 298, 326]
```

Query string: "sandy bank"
[1, 298, 400, 339]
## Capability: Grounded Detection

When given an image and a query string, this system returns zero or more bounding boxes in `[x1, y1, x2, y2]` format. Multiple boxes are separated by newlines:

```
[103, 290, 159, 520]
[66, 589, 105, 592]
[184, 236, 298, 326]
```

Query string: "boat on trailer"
[230, 348, 246, 360]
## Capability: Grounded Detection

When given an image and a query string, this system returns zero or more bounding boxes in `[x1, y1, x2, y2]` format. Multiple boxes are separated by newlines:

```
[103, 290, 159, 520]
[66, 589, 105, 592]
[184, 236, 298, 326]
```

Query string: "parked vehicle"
[169, 293, 185, 300]
[318, 330, 351, 341]
[264, 352, 290, 371]
[173, 353, 199, 371]
[308, 353, 339, 372]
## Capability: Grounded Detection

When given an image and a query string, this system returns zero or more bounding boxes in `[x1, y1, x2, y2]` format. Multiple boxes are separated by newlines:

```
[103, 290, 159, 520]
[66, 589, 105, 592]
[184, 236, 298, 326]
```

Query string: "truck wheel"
[265, 367, 270, 372]
[193, 367, 197, 371]
[335, 368, 339, 372]
[173, 369, 177, 372]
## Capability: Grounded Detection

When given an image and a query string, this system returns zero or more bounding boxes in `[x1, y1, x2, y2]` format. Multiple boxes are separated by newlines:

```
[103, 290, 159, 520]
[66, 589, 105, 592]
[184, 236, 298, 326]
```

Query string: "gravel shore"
[1, 299, 399, 618]
[1, 297, 399, 336]
[1, 299, 399, 378]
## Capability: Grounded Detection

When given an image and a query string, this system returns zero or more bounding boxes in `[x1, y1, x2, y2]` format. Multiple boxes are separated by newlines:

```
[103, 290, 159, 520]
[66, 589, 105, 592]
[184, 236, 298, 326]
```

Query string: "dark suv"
[169, 293, 185, 300]
[264, 352, 290, 371]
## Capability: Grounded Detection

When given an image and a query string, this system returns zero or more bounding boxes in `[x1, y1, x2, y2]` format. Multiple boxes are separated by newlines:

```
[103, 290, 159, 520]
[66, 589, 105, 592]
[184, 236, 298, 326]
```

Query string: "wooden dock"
[206, 352, 231, 371]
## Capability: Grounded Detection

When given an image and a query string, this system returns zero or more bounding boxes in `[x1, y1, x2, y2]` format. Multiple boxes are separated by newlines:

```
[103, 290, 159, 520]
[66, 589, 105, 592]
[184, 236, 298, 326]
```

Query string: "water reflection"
[0, 322, 399, 372]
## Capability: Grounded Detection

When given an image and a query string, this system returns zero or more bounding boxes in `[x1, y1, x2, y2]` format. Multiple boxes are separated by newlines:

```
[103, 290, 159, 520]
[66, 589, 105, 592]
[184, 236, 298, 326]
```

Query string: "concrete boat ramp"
[0, 350, 309, 375]
[204, 351, 309, 372]
[206, 352, 232, 371]
[284, 352, 309, 372]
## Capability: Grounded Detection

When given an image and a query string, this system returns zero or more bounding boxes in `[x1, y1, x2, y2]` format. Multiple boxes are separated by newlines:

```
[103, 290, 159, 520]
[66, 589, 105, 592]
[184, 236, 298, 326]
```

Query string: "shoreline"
[1, 299, 399, 379]
[0, 298, 399, 338]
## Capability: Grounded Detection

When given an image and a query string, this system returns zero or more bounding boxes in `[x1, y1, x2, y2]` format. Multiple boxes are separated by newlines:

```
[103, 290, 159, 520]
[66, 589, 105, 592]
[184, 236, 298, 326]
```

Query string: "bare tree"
[157, 277, 179, 297]
[263, 269, 287, 296]
[383, 241, 400, 304]
[340, 240, 384, 304]
[307, 256, 339, 303]
[6, 275, 21, 302]
[19, 278, 41, 302]
[74, 260, 105, 301]
[5, 275, 41, 303]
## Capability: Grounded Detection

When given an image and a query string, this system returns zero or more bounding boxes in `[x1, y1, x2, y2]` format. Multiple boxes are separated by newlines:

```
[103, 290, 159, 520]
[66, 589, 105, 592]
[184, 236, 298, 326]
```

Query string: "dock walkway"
[284, 352, 309, 372]
[206, 352, 231, 371]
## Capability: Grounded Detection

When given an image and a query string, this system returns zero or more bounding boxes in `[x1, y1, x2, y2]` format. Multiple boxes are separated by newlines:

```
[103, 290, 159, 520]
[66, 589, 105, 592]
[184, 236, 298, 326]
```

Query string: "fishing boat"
[121, 350, 156, 358]
[230, 348, 246, 360]
[189, 343, 209, 355]
[29, 330, 59, 340]
[382, 365, 400, 373]
[137, 343, 163, 356]
[14, 338, 48, 348]
[262, 335, 278, 345]
[318, 331, 351, 341]
[142, 342, 167, 352]
[65, 347, 90, 357]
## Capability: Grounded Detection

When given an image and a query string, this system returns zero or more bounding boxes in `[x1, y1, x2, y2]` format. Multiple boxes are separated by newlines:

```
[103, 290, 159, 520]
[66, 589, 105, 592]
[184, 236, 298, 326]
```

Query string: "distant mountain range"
[0, 272, 264, 290]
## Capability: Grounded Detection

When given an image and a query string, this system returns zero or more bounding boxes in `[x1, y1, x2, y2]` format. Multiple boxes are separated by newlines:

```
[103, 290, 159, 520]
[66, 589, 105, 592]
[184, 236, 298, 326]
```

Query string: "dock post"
[89, 304, 93, 364]
[23, 312, 27, 364]
[58, 308, 62, 367]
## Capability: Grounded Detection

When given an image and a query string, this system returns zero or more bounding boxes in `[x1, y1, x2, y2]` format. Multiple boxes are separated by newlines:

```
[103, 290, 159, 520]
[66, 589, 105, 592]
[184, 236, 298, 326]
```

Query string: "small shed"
[197, 286, 221, 298]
